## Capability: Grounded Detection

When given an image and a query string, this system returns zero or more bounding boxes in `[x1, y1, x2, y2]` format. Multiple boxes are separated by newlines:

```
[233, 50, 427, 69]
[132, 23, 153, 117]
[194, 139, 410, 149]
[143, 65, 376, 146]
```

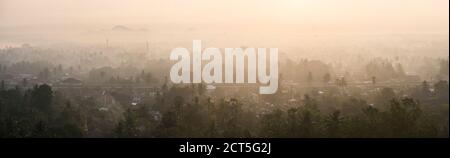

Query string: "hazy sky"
[0, 0, 448, 33]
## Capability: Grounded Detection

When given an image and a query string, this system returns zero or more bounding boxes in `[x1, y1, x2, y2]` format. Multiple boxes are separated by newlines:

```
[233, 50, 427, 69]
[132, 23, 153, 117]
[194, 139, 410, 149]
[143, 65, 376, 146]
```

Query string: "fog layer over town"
[0, 0, 448, 137]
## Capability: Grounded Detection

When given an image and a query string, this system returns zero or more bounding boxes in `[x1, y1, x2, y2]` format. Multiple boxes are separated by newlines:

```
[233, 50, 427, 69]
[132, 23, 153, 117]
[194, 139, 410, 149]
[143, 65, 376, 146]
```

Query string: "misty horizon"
[1, 0, 449, 52]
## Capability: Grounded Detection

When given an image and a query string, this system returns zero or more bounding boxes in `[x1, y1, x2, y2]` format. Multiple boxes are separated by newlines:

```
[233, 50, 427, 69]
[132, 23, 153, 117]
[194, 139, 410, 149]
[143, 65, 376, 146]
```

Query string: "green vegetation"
[1, 81, 447, 138]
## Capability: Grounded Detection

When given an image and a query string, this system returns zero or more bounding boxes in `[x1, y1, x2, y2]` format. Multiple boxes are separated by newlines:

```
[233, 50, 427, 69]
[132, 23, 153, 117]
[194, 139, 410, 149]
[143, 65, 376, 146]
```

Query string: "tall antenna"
[146, 41, 151, 59]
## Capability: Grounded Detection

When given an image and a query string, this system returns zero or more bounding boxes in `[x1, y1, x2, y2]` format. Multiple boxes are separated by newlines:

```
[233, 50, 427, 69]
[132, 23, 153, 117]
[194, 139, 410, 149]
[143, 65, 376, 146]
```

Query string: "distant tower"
[146, 41, 151, 59]
[162, 76, 168, 93]
[106, 38, 109, 48]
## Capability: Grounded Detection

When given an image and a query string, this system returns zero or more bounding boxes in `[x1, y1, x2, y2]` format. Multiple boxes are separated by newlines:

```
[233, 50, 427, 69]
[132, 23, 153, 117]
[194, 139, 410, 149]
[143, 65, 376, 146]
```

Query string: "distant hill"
[112, 25, 133, 31]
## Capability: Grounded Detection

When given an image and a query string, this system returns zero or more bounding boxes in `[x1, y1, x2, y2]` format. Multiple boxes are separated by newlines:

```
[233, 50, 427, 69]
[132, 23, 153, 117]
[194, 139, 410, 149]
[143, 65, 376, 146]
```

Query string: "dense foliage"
[1, 81, 447, 138]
